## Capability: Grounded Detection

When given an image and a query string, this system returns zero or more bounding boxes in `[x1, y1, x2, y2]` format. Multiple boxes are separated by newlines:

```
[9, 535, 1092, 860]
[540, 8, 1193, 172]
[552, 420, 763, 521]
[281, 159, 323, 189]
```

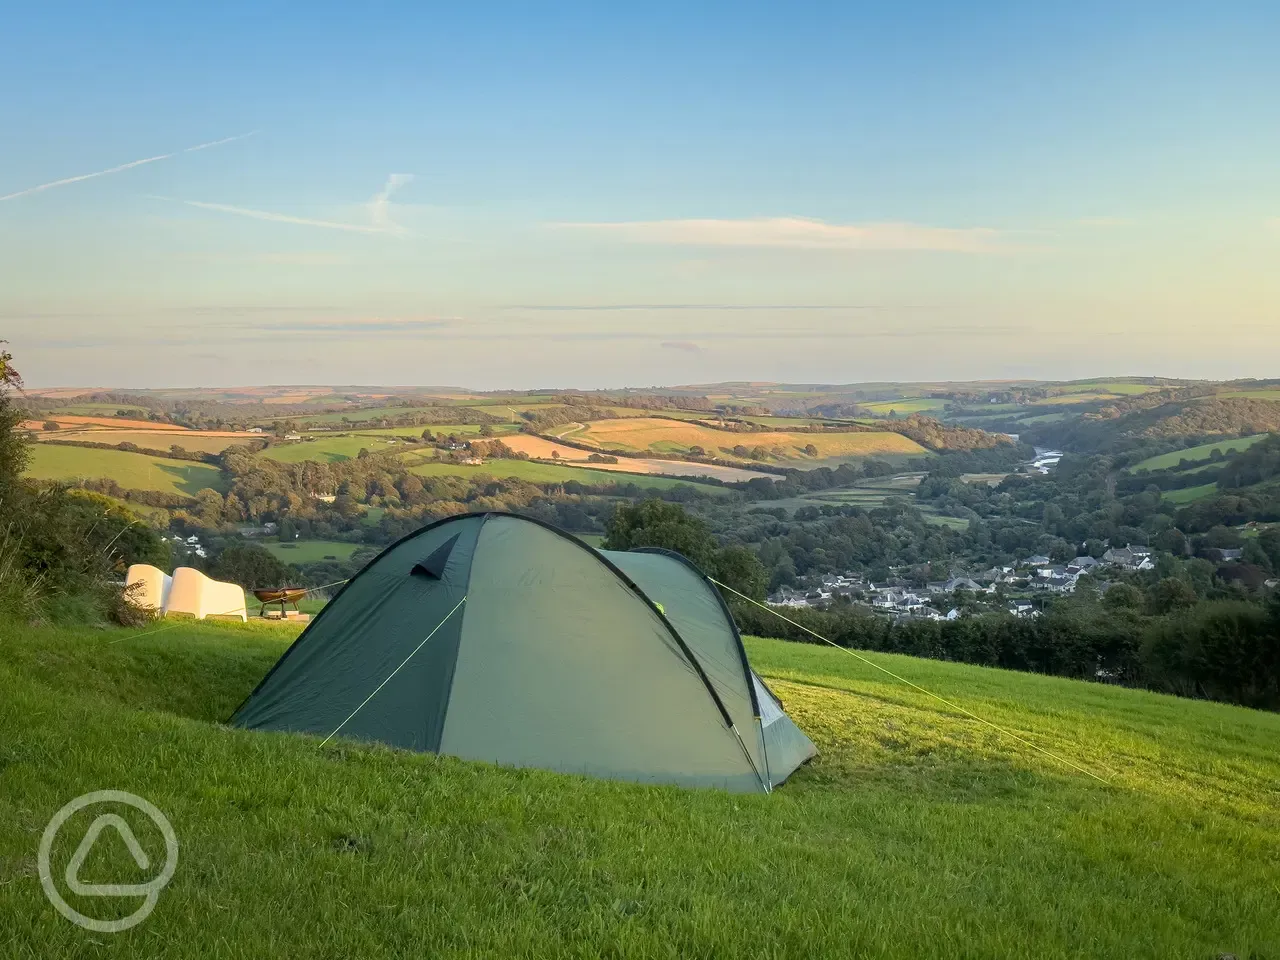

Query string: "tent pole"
[759, 717, 773, 792]
[729, 723, 770, 794]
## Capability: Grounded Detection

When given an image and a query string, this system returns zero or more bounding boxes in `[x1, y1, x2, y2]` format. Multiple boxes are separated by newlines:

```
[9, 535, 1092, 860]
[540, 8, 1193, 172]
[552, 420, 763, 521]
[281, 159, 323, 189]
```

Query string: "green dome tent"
[231, 512, 815, 792]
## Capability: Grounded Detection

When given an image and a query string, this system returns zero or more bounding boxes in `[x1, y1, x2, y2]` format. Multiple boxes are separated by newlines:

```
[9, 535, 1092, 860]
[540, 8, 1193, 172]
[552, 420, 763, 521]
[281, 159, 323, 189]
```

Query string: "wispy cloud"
[0, 133, 254, 203]
[553, 216, 1002, 253]
[370, 174, 412, 232]
[172, 174, 412, 235]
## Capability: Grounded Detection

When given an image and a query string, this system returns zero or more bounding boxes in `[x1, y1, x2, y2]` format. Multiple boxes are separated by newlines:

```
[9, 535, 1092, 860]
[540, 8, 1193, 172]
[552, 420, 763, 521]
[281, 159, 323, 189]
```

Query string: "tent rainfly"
[231, 512, 815, 792]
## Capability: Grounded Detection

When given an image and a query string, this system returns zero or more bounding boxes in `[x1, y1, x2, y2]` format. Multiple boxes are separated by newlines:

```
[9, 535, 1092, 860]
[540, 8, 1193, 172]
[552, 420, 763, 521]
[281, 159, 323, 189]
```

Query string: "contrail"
[0, 133, 254, 203]
[168, 172, 413, 235]
[175, 198, 390, 234]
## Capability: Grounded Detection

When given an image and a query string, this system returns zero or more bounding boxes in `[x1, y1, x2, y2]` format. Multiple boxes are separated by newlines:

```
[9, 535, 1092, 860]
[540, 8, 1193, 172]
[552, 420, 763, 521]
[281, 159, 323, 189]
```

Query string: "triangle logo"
[64, 814, 154, 897]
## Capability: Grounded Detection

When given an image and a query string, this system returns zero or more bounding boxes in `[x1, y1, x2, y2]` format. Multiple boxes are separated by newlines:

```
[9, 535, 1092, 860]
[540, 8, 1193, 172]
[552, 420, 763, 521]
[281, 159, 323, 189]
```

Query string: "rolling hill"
[1, 618, 1275, 958]
[24, 444, 226, 496]
[568, 418, 930, 463]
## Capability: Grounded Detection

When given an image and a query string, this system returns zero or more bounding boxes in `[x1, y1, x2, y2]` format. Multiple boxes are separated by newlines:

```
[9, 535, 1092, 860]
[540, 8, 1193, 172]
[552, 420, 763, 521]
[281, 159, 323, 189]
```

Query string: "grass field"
[25, 444, 226, 495]
[1034, 392, 1128, 405]
[759, 474, 969, 527]
[1133, 434, 1268, 472]
[258, 436, 412, 463]
[0, 617, 1275, 958]
[857, 398, 949, 415]
[572, 418, 928, 463]
[1163, 482, 1220, 504]
[261, 540, 364, 564]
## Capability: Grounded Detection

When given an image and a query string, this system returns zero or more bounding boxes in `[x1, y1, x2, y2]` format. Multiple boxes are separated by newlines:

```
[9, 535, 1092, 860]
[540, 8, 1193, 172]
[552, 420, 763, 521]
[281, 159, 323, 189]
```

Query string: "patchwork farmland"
[568, 417, 929, 463]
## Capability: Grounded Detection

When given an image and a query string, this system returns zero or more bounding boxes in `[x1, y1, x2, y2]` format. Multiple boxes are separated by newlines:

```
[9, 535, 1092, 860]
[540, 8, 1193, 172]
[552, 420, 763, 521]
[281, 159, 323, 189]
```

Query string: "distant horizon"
[18, 373, 1278, 395]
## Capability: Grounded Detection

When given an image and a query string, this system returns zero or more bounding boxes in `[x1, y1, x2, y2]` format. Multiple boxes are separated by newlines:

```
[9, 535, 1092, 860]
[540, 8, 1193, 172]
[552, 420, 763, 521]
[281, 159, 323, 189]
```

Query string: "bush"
[1141, 601, 1280, 708]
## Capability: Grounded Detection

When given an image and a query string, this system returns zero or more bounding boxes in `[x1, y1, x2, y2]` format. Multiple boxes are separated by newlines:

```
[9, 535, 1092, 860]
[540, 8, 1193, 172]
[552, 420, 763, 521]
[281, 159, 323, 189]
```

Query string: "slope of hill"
[569, 417, 930, 463]
[1030, 397, 1280, 453]
[1131, 434, 1268, 471]
[24, 443, 226, 496]
[1, 618, 1275, 958]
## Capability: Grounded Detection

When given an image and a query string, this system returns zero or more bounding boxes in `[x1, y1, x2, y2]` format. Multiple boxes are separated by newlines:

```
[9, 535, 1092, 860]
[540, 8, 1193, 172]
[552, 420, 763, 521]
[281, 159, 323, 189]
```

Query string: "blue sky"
[2, 1, 1277, 388]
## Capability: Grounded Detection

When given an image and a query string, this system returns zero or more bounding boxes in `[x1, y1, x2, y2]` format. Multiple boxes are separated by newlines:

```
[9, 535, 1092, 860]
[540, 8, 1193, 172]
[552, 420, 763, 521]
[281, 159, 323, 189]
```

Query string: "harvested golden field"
[24, 415, 191, 431]
[572, 418, 928, 462]
[470, 434, 774, 481]
[496, 434, 594, 460]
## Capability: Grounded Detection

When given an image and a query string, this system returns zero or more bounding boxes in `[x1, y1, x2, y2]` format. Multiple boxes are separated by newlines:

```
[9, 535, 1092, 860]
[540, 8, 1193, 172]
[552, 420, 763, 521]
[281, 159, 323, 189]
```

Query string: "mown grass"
[574, 417, 928, 463]
[1, 619, 1276, 958]
[261, 539, 363, 563]
[1133, 434, 1268, 472]
[858, 398, 949, 414]
[257, 435, 409, 463]
[24, 444, 227, 495]
[1163, 482, 1221, 504]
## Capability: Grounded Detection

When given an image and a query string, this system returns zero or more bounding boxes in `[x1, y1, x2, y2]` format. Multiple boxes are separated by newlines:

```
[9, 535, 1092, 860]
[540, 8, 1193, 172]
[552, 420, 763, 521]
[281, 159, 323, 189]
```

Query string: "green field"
[1, 618, 1276, 958]
[258, 436, 412, 464]
[1132, 434, 1267, 471]
[858, 397, 949, 415]
[1163, 482, 1220, 504]
[408, 458, 727, 492]
[25, 444, 226, 495]
[259, 428, 528, 464]
[262, 540, 364, 564]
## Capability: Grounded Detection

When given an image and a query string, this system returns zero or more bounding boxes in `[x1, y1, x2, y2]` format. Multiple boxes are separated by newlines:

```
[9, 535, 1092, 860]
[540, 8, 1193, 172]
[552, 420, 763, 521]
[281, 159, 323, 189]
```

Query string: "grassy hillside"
[1163, 482, 1219, 504]
[573, 417, 929, 463]
[1132, 433, 1268, 471]
[258, 435, 409, 463]
[858, 397, 949, 414]
[1, 618, 1275, 958]
[25, 444, 226, 495]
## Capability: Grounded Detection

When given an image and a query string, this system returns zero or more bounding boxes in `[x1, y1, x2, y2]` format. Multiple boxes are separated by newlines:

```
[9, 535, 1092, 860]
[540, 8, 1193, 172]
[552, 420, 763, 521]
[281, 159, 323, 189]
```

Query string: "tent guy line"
[320, 595, 468, 747]
[709, 578, 1113, 786]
